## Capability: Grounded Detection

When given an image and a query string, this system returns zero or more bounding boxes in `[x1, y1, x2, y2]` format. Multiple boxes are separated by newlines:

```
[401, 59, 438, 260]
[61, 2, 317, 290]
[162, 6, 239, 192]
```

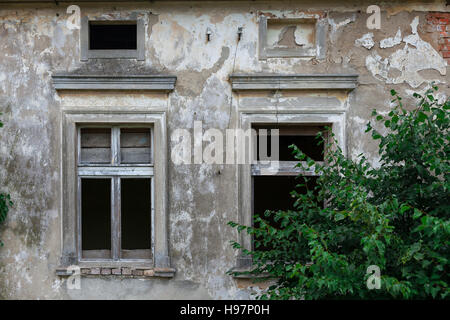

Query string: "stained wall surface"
[0, 0, 448, 299]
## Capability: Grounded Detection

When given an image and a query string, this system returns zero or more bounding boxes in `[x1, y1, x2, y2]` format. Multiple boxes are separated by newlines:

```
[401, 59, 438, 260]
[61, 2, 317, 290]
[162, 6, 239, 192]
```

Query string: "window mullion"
[150, 127, 154, 165]
[77, 176, 82, 262]
[112, 176, 121, 261]
[112, 127, 120, 165]
[77, 127, 81, 165]
[151, 176, 155, 260]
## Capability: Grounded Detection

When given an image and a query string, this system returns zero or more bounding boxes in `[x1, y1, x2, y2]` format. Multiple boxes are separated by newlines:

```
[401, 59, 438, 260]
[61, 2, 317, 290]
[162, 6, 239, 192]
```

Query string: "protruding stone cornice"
[229, 74, 359, 91]
[52, 74, 177, 91]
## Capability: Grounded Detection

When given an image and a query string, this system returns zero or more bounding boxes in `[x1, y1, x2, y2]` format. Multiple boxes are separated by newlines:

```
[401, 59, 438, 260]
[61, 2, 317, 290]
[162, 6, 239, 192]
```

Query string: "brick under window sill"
[56, 267, 176, 278]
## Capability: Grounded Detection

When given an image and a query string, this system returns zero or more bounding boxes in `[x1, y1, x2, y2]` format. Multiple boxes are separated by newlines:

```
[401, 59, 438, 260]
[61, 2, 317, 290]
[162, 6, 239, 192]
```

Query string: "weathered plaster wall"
[0, 0, 448, 299]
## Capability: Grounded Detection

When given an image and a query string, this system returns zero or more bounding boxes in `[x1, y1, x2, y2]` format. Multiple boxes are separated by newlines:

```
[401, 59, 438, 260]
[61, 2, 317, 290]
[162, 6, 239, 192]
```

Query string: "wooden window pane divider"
[251, 161, 323, 176]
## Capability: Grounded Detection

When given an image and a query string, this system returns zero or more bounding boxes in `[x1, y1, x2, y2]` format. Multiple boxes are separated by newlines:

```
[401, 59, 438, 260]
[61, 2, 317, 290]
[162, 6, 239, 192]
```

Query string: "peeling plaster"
[355, 32, 375, 50]
[380, 28, 402, 48]
[329, 16, 355, 32]
[365, 17, 447, 88]
[0, 3, 448, 300]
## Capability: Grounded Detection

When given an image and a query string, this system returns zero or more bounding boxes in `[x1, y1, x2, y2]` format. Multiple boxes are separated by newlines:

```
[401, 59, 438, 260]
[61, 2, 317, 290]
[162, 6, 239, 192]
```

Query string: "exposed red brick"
[426, 24, 437, 32]
[112, 268, 121, 275]
[440, 44, 450, 51]
[442, 51, 450, 58]
[143, 269, 155, 277]
[427, 17, 439, 24]
[427, 12, 450, 19]
[132, 269, 144, 276]
[439, 18, 449, 25]
[81, 268, 91, 275]
[90, 268, 101, 275]
[122, 267, 132, 275]
[101, 268, 111, 275]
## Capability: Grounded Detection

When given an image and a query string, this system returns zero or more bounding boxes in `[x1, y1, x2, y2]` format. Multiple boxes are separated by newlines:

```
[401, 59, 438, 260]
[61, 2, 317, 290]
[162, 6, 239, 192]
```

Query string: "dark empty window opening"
[121, 178, 151, 259]
[89, 22, 137, 50]
[253, 175, 318, 251]
[254, 125, 326, 161]
[253, 175, 318, 217]
[81, 178, 111, 258]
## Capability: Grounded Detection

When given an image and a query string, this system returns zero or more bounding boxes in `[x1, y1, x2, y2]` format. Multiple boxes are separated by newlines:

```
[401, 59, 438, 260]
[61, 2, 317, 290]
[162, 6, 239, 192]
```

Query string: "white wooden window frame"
[236, 112, 346, 269]
[61, 111, 169, 269]
[77, 125, 154, 263]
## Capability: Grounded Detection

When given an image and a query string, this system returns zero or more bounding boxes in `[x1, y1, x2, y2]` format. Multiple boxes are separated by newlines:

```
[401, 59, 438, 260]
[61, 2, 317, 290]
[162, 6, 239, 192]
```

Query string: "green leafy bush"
[229, 86, 449, 299]
[0, 114, 12, 247]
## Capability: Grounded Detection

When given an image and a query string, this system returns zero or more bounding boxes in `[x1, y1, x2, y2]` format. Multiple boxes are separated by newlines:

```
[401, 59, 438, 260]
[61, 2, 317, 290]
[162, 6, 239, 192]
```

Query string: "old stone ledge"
[55, 267, 176, 278]
[51, 74, 177, 91]
[229, 73, 359, 91]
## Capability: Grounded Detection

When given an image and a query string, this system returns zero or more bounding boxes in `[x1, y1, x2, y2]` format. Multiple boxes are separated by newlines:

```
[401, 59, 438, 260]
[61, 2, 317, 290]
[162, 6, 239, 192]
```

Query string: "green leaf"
[417, 112, 427, 122]
[413, 209, 422, 219]
[226, 85, 450, 300]
[400, 204, 410, 214]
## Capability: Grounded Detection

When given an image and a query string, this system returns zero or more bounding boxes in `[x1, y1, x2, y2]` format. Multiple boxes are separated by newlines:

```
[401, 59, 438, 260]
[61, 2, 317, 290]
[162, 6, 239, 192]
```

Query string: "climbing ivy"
[229, 85, 449, 299]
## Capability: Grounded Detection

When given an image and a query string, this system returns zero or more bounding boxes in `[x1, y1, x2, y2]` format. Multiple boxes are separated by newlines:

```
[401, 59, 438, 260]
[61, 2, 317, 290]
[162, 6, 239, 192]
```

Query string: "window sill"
[228, 267, 272, 279]
[56, 266, 176, 278]
[84, 49, 143, 60]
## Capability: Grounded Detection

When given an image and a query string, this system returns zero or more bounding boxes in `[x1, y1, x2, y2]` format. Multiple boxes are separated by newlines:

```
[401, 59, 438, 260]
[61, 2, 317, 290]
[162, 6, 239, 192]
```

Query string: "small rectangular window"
[89, 22, 137, 50]
[81, 17, 145, 61]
